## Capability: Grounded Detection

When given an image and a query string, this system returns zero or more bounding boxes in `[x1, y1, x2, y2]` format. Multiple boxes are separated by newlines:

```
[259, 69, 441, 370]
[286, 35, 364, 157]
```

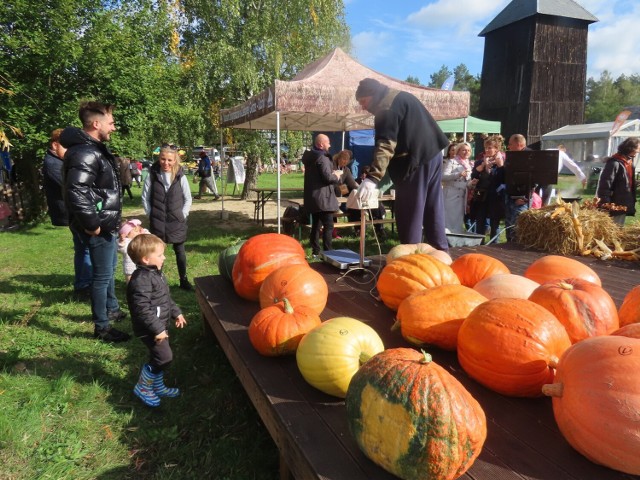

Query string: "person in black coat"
[302, 134, 342, 256]
[42, 128, 92, 297]
[597, 137, 639, 226]
[354, 78, 450, 250]
[126, 233, 187, 407]
[141, 144, 193, 290]
[62, 101, 130, 343]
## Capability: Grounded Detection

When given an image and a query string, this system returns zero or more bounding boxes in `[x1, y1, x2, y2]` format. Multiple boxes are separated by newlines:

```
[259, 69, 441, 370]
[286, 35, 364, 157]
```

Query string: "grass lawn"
[0, 169, 595, 479]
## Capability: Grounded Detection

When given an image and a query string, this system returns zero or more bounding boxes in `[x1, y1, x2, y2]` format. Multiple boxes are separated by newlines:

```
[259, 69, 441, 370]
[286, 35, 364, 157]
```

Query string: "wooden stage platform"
[195, 243, 639, 480]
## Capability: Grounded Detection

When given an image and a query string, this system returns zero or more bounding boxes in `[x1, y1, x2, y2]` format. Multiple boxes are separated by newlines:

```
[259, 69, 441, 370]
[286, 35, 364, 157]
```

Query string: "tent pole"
[342, 131, 345, 150]
[463, 117, 468, 142]
[276, 111, 281, 234]
[219, 129, 225, 216]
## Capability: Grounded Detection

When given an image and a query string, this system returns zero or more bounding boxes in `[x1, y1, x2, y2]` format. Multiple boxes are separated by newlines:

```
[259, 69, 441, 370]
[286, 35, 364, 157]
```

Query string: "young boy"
[126, 233, 187, 407]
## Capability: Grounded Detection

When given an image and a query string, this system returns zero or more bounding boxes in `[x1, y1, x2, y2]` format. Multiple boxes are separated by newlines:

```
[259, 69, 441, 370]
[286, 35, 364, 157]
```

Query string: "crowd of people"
[39, 89, 638, 407]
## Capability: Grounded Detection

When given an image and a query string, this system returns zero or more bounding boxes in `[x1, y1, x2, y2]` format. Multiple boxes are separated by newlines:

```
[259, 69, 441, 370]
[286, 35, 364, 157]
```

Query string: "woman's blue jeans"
[70, 227, 92, 290]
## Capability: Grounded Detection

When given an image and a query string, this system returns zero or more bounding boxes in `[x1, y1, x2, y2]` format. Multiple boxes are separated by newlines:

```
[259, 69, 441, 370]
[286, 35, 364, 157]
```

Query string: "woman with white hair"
[441, 142, 472, 233]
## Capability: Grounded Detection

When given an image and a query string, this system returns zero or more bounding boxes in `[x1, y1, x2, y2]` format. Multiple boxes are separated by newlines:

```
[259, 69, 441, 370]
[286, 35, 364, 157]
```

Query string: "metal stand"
[338, 209, 373, 280]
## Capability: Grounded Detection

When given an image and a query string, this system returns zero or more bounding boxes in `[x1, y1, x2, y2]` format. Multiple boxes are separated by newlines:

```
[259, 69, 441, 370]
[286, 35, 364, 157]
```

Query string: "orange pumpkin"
[248, 298, 321, 356]
[473, 273, 539, 300]
[618, 285, 640, 326]
[542, 336, 640, 475]
[232, 233, 307, 301]
[457, 298, 571, 397]
[611, 323, 640, 339]
[395, 285, 487, 350]
[528, 278, 619, 343]
[377, 254, 460, 311]
[450, 253, 510, 287]
[524, 255, 601, 286]
[259, 264, 328, 314]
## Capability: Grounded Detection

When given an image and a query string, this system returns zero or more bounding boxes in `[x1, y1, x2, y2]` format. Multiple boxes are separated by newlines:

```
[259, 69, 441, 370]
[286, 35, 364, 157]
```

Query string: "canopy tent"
[541, 119, 640, 165]
[219, 47, 470, 230]
[437, 116, 501, 135]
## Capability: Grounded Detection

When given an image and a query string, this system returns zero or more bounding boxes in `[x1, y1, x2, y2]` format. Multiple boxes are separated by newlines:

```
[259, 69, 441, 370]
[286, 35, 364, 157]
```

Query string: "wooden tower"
[478, 0, 597, 148]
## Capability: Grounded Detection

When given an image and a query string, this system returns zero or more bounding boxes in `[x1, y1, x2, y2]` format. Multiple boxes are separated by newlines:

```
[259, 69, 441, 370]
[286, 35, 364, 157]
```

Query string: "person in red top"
[596, 137, 639, 226]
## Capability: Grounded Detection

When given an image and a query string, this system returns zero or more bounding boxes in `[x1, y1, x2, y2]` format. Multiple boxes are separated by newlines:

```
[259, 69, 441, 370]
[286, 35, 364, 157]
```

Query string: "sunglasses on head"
[161, 143, 178, 150]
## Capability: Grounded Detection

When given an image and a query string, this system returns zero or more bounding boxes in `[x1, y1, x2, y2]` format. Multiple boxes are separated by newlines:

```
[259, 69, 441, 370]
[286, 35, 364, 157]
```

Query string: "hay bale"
[619, 221, 640, 250]
[515, 205, 621, 256]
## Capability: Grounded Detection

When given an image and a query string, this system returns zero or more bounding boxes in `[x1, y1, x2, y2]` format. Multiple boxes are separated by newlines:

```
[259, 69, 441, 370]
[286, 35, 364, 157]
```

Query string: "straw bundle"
[515, 202, 621, 256]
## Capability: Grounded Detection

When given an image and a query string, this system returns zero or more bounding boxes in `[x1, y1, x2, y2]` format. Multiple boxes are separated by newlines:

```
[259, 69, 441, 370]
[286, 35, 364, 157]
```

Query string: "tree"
[405, 75, 421, 86]
[428, 65, 452, 89]
[179, 0, 350, 198]
[585, 71, 640, 122]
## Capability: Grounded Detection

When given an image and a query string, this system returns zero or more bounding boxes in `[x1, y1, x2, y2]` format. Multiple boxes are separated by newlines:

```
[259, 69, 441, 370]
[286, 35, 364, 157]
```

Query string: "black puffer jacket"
[42, 150, 69, 226]
[147, 164, 188, 244]
[60, 127, 122, 235]
[597, 155, 636, 217]
[127, 265, 181, 338]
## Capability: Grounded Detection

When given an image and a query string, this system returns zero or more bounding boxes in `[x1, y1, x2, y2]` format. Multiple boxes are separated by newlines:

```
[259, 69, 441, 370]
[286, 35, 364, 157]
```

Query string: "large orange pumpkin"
[618, 285, 640, 326]
[346, 348, 486, 480]
[377, 254, 460, 311]
[232, 233, 307, 301]
[611, 323, 640, 339]
[248, 298, 321, 356]
[457, 298, 571, 397]
[395, 285, 487, 350]
[528, 278, 619, 343]
[473, 273, 539, 300]
[259, 264, 328, 314]
[542, 336, 640, 475]
[450, 253, 510, 287]
[524, 255, 601, 286]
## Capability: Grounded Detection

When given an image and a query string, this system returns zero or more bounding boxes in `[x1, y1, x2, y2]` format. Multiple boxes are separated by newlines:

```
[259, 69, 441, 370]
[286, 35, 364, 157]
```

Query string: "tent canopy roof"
[220, 48, 470, 132]
[437, 115, 501, 133]
[541, 120, 640, 141]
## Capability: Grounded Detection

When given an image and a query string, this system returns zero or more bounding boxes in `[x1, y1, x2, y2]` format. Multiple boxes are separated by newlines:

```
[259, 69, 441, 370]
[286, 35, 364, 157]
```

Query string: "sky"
[345, 0, 640, 85]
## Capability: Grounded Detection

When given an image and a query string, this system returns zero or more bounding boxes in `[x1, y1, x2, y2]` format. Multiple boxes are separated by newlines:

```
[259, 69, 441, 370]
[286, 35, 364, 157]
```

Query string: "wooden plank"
[195, 244, 640, 480]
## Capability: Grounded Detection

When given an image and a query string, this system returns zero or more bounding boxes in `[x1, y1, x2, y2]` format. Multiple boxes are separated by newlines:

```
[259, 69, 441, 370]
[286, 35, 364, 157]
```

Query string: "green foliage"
[405, 75, 422, 86]
[427, 63, 481, 114]
[586, 71, 640, 122]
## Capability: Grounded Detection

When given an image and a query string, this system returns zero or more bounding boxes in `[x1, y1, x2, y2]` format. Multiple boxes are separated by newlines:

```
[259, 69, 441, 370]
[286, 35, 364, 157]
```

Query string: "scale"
[320, 190, 378, 272]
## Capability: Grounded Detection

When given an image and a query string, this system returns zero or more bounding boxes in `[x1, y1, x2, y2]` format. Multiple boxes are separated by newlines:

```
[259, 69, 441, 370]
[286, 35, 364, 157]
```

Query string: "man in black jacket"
[62, 101, 130, 342]
[42, 128, 92, 298]
[354, 78, 450, 250]
[302, 134, 342, 256]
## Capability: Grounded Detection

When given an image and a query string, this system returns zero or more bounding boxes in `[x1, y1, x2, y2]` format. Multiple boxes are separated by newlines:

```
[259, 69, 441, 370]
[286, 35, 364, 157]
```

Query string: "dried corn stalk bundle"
[515, 202, 620, 256]
[619, 222, 640, 251]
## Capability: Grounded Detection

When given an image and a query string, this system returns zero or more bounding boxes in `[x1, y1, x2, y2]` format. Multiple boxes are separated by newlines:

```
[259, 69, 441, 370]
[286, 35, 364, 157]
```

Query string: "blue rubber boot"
[153, 370, 180, 398]
[133, 364, 161, 407]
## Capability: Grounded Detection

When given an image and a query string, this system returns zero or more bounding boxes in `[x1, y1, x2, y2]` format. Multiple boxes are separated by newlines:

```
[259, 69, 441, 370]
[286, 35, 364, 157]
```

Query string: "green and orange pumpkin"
[346, 348, 486, 480]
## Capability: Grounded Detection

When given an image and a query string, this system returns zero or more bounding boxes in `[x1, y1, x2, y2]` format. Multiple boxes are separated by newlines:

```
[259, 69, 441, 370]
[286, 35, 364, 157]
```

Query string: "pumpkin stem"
[542, 383, 564, 398]
[548, 356, 559, 369]
[558, 282, 574, 290]
[391, 319, 400, 332]
[420, 349, 432, 364]
[359, 352, 372, 365]
[282, 298, 294, 314]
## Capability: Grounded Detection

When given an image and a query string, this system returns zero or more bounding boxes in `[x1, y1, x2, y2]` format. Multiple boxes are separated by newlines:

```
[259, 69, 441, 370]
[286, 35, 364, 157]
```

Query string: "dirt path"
[125, 194, 287, 232]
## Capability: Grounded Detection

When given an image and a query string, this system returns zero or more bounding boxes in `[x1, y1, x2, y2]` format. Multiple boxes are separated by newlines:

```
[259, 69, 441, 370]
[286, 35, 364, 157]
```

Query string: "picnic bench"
[195, 242, 640, 480]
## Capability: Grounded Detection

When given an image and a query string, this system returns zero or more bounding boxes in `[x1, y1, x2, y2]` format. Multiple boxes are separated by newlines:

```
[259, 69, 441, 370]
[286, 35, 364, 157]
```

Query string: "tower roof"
[479, 0, 598, 36]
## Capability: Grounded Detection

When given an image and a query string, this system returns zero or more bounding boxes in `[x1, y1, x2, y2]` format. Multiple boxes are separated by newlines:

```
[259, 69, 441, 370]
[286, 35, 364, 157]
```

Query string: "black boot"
[179, 277, 193, 291]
